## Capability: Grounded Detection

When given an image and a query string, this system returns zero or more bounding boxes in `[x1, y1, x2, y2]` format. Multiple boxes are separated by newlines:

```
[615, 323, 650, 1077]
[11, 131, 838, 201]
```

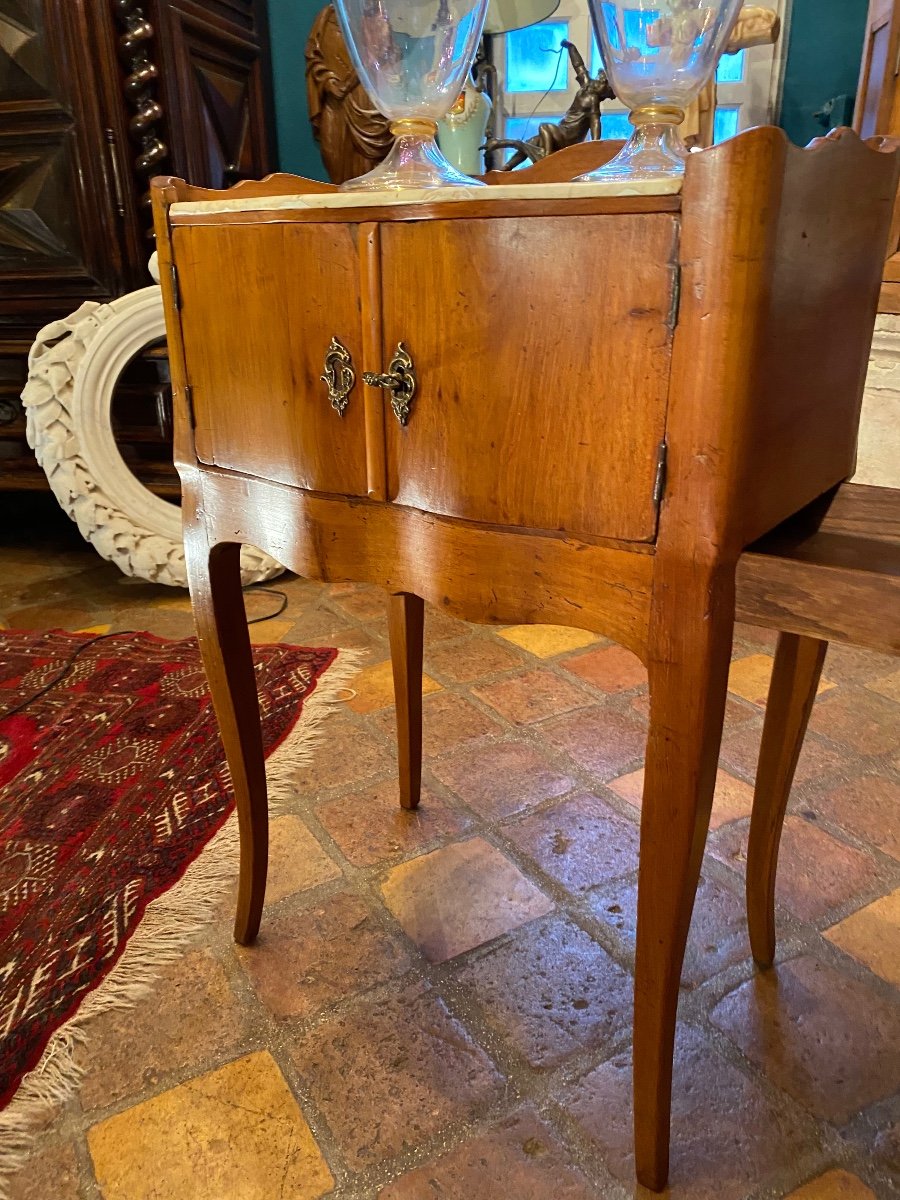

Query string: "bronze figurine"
[483, 41, 614, 171]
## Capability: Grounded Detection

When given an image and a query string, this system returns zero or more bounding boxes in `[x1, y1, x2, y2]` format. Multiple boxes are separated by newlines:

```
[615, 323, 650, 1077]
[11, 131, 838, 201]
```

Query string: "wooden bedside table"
[152, 128, 898, 1191]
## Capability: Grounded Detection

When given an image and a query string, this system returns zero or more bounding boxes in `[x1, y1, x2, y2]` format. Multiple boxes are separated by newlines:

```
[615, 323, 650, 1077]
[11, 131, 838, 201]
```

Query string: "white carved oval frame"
[22, 283, 282, 588]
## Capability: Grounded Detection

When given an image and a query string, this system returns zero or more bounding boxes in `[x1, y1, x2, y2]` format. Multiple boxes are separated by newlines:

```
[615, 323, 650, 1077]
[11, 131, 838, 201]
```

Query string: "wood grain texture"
[192, 467, 655, 657]
[389, 592, 425, 810]
[380, 214, 676, 542]
[737, 483, 900, 653]
[182, 484, 268, 945]
[175, 221, 369, 495]
[746, 632, 829, 967]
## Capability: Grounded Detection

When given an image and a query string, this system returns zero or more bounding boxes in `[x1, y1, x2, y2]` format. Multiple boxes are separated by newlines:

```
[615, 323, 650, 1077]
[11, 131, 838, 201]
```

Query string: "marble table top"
[171, 176, 683, 216]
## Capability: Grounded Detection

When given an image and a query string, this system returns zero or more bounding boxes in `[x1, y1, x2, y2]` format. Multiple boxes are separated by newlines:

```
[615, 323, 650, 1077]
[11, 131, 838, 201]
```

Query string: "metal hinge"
[183, 383, 195, 430]
[170, 263, 181, 310]
[652, 439, 668, 508]
[666, 263, 682, 332]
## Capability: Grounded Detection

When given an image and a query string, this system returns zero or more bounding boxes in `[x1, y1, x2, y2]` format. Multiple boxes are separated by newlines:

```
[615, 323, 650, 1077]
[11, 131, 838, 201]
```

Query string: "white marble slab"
[171, 176, 683, 216]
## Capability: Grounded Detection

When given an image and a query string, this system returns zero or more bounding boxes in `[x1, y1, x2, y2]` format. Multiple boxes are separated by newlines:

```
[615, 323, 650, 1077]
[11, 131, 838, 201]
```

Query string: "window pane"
[506, 22, 570, 93]
[716, 49, 744, 83]
[500, 115, 566, 166]
[591, 29, 603, 74]
[600, 111, 633, 139]
[713, 106, 740, 142]
[623, 8, 660, 55]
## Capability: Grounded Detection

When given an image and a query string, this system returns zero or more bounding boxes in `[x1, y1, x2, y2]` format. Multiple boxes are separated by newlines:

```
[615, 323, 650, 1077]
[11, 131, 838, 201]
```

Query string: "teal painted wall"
[779, 0, 868, 147]
[267, 0, 328, 180]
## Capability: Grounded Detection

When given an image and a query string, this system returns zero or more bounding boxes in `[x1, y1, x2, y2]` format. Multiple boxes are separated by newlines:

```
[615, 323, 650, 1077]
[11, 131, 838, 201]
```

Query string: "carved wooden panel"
[153, 0, 273, 190]
[0, 0, 275, 492]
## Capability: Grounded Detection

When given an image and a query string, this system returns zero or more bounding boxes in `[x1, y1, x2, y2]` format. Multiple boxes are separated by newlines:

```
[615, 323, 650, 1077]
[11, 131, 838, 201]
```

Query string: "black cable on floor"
[1, 586, 291, 719]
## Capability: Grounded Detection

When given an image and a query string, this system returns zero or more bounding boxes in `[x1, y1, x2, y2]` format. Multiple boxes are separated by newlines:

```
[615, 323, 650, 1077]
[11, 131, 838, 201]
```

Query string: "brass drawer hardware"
[321, 336, 356, 416]
[363, 342, 416, 426]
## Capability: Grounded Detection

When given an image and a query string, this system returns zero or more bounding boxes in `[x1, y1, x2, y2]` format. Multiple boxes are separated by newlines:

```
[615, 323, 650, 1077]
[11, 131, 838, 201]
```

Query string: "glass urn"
[580, 0, 743, 183]
[332, 0, 490, 190]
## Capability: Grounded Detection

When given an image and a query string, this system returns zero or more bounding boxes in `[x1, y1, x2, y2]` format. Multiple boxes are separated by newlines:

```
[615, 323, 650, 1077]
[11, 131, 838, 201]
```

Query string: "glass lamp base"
[340, 119, 486, 191]
[578, 107, 689, 184]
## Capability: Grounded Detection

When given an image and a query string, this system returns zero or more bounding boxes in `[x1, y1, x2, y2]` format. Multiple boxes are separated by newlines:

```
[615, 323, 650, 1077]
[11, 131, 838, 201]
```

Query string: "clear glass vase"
[579, 0, 743, 184]
[332, 0, 490, 190]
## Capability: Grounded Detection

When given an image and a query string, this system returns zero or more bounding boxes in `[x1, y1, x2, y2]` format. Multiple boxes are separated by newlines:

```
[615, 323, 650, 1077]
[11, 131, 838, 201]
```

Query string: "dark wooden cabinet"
[0, 0, 275, 491]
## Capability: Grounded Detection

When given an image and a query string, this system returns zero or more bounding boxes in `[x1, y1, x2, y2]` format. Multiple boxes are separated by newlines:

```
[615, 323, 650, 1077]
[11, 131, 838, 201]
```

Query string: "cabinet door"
[379, 214, 677, 543]
[174, 220, 369, 495]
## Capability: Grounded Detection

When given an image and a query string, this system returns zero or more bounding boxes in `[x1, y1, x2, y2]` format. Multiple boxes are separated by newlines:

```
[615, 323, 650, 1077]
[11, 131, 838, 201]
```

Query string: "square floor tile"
[497, 625, 600, 658]
[240, 890, 411, 1018]
[431, 740, 575, 820]
[808, 688, 900, 757]
[87, 1051, 334, 1200]
[298, 712, 390, 791]
[786, 1169, 876, 1199]
[812, 775, 900, 860]
[380, 837, 553, 962]
[346, 659, 442, 713]
[425, 635, 525, 682]
[712, 815, 881, 925]
[453, 914, 631, 1068]
[374, 692, 502, 758]
[472, 669, 594, 726]
[290, 982, 503, 1171]
[7, 1140, 80, 1200]
[560, 1026, 813, 1200]
[728, 653, 834, 707]
[709, 955, 900, 1124]
[826, 888, 900, 987]
[265, 814, 342, 903]
[378, 1108, 597, 1199]
[563, 644, 647, 693]
[719, 722, 846, 787]
[77, 947, 249, 1112]
[866, 668, 900, 704]
[541, 706, 647, 781]
[504, 792, 638, 895]
[608, 766, 753, 829]
[317, 779, 470, 867]
[588, 874, 750, 988]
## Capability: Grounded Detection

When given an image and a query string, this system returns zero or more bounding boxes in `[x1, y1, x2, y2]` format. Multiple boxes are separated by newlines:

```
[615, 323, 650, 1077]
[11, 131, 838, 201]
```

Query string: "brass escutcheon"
[363, 342, 416, 426]
[320, 336, 356, 417]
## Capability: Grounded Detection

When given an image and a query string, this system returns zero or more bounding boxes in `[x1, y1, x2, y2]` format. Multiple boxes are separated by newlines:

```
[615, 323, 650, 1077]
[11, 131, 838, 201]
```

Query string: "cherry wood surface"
[380, 214, 676, 541]
[152, 129, 899, 1192]
[176, 221, 369, 494]
[737, 482, 900, 971]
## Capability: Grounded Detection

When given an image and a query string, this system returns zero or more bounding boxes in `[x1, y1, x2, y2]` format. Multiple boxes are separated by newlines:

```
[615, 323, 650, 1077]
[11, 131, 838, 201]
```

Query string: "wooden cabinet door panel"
[174, 221, 368, 495]
[380, 214, 677, 542]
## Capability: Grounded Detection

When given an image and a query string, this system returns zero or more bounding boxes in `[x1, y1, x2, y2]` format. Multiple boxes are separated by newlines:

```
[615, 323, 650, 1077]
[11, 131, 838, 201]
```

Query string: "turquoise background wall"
[267, 0, 328, 180]
[779, 0, 869, 146]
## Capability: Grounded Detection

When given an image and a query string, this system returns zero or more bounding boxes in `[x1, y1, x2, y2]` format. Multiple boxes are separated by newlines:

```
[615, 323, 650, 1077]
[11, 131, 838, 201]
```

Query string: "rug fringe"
[0, 645, 367, 1196]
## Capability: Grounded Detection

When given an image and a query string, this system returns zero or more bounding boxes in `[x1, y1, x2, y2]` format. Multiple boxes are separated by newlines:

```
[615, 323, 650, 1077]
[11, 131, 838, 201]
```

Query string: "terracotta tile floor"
[3, 496, 899, 1200]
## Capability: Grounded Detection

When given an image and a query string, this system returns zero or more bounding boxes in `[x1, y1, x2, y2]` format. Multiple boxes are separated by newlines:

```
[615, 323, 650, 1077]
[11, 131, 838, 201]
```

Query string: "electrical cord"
[1, 585, 290, 720]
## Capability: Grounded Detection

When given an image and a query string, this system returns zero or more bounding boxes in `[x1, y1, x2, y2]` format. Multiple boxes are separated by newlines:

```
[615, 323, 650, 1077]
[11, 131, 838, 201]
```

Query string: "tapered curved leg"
[746, 632, 828, 967]
[389, 591, 424, 810]
[183, 493, 268, 946]
[634, 564, 735, 1192]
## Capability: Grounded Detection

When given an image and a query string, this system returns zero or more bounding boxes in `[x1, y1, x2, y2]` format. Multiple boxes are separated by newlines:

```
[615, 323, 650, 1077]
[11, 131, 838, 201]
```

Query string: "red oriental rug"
[0, 628, 355, 1178]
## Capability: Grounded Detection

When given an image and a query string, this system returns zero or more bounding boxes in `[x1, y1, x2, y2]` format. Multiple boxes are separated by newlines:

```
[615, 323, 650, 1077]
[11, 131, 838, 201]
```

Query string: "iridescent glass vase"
[332, 0, 490, 189]
[580, 0, 743, 183]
